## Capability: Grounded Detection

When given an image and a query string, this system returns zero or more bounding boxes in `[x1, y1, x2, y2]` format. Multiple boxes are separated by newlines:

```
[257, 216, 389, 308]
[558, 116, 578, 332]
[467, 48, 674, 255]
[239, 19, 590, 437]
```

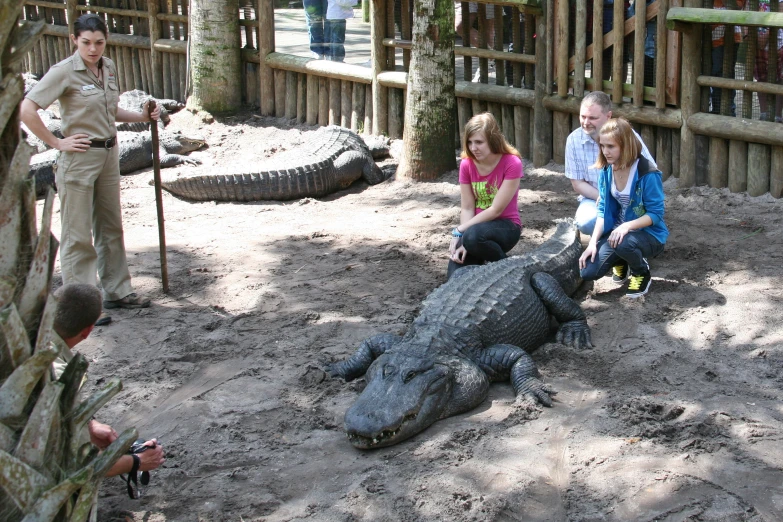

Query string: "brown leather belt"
[90, 136, 117, 149]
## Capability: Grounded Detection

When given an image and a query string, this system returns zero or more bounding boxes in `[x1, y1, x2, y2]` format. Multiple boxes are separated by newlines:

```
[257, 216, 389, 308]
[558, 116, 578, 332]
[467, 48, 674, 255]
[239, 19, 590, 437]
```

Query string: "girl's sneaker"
[626, 271, 652, 298]
[611, 262, 629, 284]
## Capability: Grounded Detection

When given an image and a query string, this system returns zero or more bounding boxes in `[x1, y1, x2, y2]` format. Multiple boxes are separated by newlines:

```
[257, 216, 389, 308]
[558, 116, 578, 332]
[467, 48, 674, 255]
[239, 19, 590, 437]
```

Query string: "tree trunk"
[188, 0, 242, 114]
[397, 0, 457, 180]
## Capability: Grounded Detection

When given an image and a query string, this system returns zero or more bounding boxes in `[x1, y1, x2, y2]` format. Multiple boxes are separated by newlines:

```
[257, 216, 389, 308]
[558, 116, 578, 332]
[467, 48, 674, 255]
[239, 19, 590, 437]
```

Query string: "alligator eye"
[383, 364, 396, 378]
[403, 370, 418, 383]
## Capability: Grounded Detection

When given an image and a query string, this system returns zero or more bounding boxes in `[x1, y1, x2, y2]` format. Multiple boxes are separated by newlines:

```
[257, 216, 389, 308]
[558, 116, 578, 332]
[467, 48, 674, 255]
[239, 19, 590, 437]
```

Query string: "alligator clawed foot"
[518, 378, 556, 407]
[556, 320, 594, 350]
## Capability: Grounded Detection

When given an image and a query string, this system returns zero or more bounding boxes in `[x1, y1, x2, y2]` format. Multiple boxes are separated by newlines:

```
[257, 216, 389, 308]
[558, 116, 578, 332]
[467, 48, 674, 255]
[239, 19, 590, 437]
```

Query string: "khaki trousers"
[56, 147, 133, 301]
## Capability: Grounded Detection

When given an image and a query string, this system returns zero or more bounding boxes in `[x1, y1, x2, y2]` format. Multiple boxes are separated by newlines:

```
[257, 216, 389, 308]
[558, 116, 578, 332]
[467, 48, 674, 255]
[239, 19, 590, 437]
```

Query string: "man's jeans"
[575, 197, 597, 236]
[447, 219, 521, 279]
[580, 230, 664, 280]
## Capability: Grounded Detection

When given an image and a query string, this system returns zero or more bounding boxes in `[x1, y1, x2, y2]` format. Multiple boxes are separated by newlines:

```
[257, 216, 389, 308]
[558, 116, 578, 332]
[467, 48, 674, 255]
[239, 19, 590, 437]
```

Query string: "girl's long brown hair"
[461, 112, 521, 161]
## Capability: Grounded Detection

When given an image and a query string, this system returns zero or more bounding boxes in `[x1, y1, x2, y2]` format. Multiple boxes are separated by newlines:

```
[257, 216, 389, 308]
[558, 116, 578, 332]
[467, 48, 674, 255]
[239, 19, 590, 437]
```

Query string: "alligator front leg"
[531, 272, 593, 349]
[160, 154, 202, 169]
[327, 333, 401, 381]
[476, 344, 556, 406]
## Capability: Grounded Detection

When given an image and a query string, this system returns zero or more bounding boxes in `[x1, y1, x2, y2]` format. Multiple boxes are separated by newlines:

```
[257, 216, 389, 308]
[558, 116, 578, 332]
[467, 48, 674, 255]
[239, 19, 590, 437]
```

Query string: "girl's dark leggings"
[447, 219, 521, 279]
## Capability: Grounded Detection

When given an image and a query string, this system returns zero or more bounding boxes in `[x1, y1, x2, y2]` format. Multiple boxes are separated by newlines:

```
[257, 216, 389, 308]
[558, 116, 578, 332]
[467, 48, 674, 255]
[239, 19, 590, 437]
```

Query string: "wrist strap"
[125, 454, 141, 499]
[452, 227, 463, 237]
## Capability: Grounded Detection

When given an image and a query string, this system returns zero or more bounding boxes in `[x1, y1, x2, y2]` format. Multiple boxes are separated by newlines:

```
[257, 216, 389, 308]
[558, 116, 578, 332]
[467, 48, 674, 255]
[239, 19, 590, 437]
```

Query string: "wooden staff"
[149, 100, 169, 293]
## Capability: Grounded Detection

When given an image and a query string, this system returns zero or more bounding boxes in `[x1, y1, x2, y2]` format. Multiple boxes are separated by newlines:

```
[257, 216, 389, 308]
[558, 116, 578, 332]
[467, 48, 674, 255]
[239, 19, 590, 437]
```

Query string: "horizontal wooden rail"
[689, 113, 783, 147]
[27, 2, 189, 24]
[42, 24, 186, 53]
[466, 0, 542, 14]
[383, 38, 536, 64]
[697, 75, 783, 97]
[264, 52, 373, 83]
[667, 7, 783, 31]
[543, 94, 682, 128]
[26, 1, 65, 9]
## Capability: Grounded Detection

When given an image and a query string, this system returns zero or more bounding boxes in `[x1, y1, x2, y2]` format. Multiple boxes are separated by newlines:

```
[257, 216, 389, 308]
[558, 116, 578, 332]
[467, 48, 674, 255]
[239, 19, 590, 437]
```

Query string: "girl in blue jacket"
[578, 118, 668, 297]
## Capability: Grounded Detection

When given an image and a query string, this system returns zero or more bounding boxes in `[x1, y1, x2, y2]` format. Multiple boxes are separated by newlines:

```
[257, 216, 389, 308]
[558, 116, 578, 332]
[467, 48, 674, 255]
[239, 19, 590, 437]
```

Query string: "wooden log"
[573, 0, 586, 97]
[388, 88, 403, 139]
[633, 0, 646, 106]
[553, 112, 569, 164]
[259, 0, 275, 116]
[656, 0, 668, 108]
[515, 106, 530, 159]
[671, 128, 680, 178]
[39, 38, 49, 73]
[512, 7, 522, 87]
[687, 113, 783, 148]
[457, 98, 470, 144]
[478, 4, 488, 84]
[747, 143, 770, 197]
[46, 36, 57, 71]
[695, 135, 708, 186]
[67, 0, 76, 43]
[385, 0, 395, 70]
[592, 0, 604, 87]
[297, 73, 307, 123]
[58, 37, 68, 63]
[275, 69, 286, 118]
[611, 0, 624, 102]
[179, 53, 187, 102]
[696, 75, 783, 97]
[641, 125, 655, 157]
[140, 49, 150, 93]
[495, 5, 505, 86]
[502, 103, 514, 150]
[771, 146, 783, 198]
[462, 2, 473, 82]
[524, 12, 535, 89]
[728, 140, 748, 193]
[131, 49, 143, 91]
[329, 77, 341, 125]
[351, 81, 365, 132]
[319, 76, 329, 126]
[122, 46, 135, 91]
[148, 0, 163, 98]
[306, 74, 319, 125]
[542, 94, 682, 127]
[533, 11, 552, 167]
[742, 18, 756, 119]
[159, 52, 169, 99]
[373, 0, 388, 135]
[472, 98, 486, 115]
[285, 71, 297, 119]
[555, 0, 569, 97]
[665, 6, 783, 27]
[401, 0, 411, 70]
[341, 80, 352, 128]
[488, 102, 503, 125]
[656, 127, 672, 180]
[364, 84, 373, 134]
[678, 6, 701, 187]
[265, 53, 372, 83]
[708, 137, 728, 189]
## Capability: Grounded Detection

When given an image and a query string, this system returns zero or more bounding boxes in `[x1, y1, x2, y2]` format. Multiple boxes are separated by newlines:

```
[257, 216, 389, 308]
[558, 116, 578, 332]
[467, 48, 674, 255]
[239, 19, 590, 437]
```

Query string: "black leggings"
[447, 219, 521, 279]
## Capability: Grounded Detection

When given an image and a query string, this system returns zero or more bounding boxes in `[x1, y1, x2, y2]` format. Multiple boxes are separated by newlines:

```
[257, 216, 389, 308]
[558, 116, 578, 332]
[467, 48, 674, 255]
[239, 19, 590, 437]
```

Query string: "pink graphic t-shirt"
[458, 154, 523, 226]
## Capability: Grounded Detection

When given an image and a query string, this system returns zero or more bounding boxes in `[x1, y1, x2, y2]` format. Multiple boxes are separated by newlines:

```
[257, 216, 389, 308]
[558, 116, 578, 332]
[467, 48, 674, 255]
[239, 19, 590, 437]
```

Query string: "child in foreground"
[578, 117, 668, 297]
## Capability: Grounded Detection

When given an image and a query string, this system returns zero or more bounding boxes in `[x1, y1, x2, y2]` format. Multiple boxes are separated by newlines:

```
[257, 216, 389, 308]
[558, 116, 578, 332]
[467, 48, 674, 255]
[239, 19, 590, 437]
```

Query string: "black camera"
[129, 438, 156, 454]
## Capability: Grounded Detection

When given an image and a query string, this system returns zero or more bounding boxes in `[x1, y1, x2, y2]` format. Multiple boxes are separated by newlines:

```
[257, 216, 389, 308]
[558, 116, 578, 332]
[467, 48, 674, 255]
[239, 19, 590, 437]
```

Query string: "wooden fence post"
[533, 7, 553, 167]
[148, 0, 163, 98]
[259, 0, 275, 116]
[66, 0, 76, 50]
[372, 0, 388, 135]
[678, 8, 701, 187]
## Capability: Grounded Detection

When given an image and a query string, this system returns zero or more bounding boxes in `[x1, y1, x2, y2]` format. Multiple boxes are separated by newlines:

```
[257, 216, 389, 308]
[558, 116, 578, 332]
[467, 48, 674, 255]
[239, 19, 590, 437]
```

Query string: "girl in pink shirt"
[448, 113, 524, 278]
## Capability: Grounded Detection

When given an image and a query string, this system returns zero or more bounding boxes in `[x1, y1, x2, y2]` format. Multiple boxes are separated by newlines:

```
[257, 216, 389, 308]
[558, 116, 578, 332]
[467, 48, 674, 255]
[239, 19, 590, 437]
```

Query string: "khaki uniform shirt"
[26, 51, 120, 140]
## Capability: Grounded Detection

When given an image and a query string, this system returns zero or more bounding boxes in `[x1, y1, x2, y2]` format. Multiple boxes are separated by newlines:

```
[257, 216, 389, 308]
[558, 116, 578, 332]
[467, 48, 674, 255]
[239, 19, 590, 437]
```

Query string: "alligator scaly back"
[158, 126, 386, 202]
[329, 220, 592, 449]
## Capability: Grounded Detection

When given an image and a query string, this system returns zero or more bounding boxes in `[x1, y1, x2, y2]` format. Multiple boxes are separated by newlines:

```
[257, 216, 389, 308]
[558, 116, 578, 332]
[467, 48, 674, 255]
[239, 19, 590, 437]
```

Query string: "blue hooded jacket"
[596, 156, 669, 245]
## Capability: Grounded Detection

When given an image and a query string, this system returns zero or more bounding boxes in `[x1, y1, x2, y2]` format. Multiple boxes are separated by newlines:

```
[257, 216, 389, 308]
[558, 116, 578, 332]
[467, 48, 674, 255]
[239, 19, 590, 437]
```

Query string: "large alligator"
[328, 220, 593, 449]
[28, 129, 205, 198]
[158, 125, 387, 202]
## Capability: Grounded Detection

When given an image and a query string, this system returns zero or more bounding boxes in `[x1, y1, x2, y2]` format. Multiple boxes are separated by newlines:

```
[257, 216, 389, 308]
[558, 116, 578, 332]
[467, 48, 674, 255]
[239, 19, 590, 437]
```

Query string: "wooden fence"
[21, 0, 783, 198]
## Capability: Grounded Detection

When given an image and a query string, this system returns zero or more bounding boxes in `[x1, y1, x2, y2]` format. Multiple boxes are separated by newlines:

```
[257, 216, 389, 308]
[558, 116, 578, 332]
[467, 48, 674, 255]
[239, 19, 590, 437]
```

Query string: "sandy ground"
[48, 110, 783, 521]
